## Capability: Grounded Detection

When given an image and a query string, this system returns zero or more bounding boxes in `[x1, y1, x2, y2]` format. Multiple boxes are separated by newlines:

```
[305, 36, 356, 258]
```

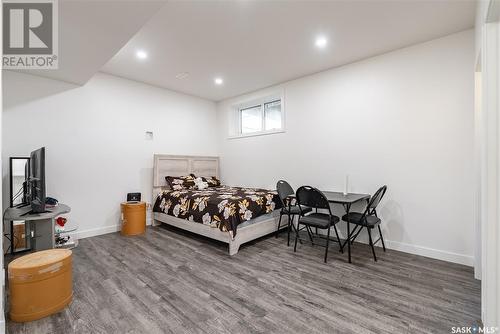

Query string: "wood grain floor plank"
[5, 225, 480, 334]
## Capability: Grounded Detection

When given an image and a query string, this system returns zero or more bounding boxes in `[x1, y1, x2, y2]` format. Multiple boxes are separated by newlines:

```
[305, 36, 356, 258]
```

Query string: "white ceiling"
[101, 0, 475, 102]
[14, 0, 166, 85]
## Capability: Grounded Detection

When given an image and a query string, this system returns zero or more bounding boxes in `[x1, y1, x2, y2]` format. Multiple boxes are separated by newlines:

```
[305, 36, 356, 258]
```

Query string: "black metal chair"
[294, 186, 343, 263]
[276, 180, 312, 246]
[342, 185, 387, 261]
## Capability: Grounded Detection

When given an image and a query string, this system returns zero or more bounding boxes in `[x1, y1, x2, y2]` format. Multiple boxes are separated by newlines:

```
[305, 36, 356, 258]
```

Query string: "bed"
[152, 154, 285, 255]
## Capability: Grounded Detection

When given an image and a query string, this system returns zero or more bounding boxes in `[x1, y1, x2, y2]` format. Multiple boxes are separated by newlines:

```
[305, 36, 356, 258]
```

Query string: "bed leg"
[229, 241, 240, 256]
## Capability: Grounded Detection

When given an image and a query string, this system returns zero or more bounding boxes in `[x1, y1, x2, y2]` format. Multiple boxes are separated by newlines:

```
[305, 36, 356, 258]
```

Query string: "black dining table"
[289, 191, 370, 263]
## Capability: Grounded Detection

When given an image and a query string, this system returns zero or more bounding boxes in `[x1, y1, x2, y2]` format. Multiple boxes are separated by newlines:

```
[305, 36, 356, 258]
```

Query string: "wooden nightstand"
[120, 202, 146, 236]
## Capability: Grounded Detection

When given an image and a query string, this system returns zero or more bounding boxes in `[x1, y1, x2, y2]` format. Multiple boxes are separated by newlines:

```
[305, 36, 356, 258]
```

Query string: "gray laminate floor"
[6, 225, 480, 334]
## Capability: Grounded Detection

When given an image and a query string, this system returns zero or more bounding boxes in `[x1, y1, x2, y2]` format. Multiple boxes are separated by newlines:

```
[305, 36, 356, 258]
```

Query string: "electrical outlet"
[145, 131, 153, 140]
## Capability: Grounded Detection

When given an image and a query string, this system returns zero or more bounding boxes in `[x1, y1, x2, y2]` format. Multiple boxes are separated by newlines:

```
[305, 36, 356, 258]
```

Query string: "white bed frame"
[152, 154, 284, 255]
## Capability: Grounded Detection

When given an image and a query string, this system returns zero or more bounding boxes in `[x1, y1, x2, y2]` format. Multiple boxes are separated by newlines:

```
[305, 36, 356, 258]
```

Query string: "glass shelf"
[55, 224, 78, 234]
[55, 238, 78, 249]
[55, 223, 78, 249]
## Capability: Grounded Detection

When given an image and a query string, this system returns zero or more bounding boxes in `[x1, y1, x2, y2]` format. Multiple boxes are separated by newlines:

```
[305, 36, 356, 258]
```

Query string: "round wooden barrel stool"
[9, 249, 73, 322]
[121, 202, 146, 236]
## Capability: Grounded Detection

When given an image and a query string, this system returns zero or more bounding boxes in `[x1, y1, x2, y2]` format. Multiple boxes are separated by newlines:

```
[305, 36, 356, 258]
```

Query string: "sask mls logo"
[2, 0, 58, 69]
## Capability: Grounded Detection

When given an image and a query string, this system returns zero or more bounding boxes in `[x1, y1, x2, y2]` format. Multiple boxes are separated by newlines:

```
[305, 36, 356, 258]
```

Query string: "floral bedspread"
[153, 186, 281, 235]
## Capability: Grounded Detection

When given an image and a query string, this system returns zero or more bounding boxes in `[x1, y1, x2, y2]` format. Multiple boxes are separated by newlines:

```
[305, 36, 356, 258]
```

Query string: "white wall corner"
[480, 12, 500, 327]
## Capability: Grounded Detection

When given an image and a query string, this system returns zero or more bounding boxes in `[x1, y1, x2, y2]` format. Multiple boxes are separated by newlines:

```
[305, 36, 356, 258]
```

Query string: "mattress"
[153, 186, 282, 235]
[238, 210, 280, 228]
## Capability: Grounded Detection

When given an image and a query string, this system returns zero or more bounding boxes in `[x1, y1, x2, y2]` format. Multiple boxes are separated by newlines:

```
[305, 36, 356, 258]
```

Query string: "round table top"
[9, 249, 72, 271]
[4, 203, 71, 221]
[121, 201, 146, 207]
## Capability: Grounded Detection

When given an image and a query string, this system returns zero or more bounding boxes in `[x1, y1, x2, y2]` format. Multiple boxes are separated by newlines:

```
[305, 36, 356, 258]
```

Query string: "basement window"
[231, 94, 284, 138]
[241, 104, 263, 134]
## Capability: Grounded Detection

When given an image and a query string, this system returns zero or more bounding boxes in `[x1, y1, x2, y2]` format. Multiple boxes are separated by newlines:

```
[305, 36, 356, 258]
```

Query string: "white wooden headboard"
[153, 154, 219, 189]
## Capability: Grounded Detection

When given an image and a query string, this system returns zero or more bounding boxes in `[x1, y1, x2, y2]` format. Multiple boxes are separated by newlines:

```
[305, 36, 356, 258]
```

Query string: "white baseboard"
[74, 218, 152, 240]
[310, 228, 473, 267]
[383, 239, 474, 266]
[73, 224, 121, 240]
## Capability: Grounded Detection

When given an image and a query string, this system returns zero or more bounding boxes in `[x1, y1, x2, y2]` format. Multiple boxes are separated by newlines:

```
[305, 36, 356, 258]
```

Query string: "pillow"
[203, 176, 221, 187]
[194, 177, 209, 190]
[165, 175, 196, 190]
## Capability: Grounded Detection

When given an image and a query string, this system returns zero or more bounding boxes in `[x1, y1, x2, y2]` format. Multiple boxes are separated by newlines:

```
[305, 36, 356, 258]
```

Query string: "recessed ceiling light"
[315, 36, 327, 49]
[175, 72, 189, 80]
[214, 77, 223, 85]
[136, 50, 148, 60]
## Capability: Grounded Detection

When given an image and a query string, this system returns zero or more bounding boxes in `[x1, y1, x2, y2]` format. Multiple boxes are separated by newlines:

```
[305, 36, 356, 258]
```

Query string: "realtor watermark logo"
[2, 0, 58, 69]
[451, 325, 499, 333]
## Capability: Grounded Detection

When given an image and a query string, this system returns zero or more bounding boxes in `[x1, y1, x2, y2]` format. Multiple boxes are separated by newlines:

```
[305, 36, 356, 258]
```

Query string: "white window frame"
[229, 91, 285, 139]
[239, 104, 263, 135]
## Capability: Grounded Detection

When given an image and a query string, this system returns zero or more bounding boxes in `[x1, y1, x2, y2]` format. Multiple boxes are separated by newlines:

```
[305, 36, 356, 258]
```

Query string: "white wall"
[476, 0, 491, 63]
[2, 30, 475, 268]
[0, 10, 4, 330]
[216, 30, 475, 265]
[475, 0, 500, 325]
[2, 72, 217, 238]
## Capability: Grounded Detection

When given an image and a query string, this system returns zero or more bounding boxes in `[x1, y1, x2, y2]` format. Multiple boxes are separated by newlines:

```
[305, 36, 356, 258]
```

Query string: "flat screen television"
[28, 147, 46, 213]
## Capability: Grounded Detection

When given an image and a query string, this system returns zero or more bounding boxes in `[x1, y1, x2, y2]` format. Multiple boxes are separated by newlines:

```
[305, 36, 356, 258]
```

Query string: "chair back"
[296, 186, 332, 215]
[361, 185, 387, 220]
[276, 180, 294, 207]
